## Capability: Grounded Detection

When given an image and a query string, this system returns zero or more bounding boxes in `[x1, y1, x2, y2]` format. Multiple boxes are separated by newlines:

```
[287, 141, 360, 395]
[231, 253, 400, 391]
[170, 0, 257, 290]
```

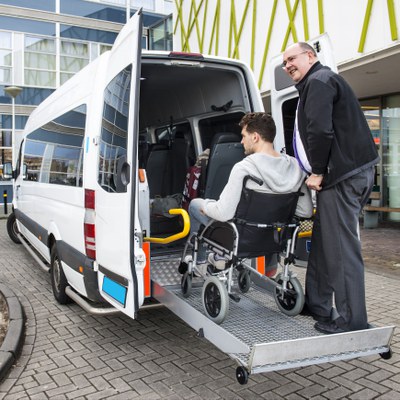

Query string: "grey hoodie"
[203, 153, 313, 221]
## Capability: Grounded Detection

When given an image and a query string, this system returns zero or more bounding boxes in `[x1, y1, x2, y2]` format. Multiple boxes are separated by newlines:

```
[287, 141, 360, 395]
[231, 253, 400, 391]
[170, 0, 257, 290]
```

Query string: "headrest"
[210, 132, 240, 149]
[175, 131, 185, 139]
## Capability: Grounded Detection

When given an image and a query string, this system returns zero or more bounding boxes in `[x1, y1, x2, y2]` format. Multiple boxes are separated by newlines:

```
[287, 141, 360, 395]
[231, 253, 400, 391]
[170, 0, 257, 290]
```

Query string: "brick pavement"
[0, 218, 399, 399]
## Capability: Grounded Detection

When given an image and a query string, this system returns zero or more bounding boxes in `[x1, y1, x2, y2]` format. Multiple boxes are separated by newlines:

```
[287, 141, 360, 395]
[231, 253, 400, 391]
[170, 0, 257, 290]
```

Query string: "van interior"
[137, 57, 252, 253]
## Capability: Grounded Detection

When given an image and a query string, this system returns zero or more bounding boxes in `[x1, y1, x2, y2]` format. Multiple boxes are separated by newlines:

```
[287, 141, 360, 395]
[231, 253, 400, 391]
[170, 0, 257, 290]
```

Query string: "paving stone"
[1, 219, 400, 400]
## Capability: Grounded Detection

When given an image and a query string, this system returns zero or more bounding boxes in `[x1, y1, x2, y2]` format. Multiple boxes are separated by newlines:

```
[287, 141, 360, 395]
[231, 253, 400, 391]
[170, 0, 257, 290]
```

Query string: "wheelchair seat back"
[234, 186, 300, 258]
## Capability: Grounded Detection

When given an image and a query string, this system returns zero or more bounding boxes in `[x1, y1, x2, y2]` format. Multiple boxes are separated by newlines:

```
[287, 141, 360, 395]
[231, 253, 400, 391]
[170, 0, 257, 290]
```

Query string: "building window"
[60, 25, 118, 45]
[0, 0, 56, 12]
[149, 15, 172, 51]
[24, 35, 56, 87]
[0, 31, 12, 85]
[60, 40, 89, 84]
[382, 95, 400, 221]
[0, 16, 55, 36]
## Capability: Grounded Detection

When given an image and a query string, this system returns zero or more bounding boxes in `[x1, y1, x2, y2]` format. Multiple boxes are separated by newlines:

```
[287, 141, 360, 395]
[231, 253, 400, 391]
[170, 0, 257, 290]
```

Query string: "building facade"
[174, 0, 400, 221]
[0, 0, 172, 200]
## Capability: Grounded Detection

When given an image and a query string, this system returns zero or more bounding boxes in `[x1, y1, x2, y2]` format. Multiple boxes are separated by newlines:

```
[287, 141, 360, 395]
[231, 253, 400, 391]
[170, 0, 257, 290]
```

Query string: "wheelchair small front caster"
[237, 269, 251, 293]
[273, 273, 304, 316]
[202, 276, 229, 324]
[380, 348, 392, 360]
[236, 366, 249, 385]
[181, 272, 192, 298]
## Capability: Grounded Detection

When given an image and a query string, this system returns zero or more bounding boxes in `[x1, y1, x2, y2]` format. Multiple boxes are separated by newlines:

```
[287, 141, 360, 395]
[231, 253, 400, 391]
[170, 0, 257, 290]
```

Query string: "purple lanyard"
[293, 101, 309, 174]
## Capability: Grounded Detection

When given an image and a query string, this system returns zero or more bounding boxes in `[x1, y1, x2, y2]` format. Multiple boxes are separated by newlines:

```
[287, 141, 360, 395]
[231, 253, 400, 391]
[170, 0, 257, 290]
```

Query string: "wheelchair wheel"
[273, 274, 304, 316]
[181, 272, 192, 298]
[202, 276, 229, 324]
[238, 269, 251, 293]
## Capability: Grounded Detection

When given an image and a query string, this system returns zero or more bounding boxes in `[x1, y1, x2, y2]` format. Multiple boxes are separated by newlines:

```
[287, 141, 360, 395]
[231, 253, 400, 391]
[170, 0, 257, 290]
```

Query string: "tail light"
[84, 189, 96, 259]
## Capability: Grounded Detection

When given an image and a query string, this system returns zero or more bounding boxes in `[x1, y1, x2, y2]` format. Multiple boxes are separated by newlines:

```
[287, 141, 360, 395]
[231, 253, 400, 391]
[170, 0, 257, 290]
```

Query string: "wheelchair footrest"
[229, 293, 241, 303]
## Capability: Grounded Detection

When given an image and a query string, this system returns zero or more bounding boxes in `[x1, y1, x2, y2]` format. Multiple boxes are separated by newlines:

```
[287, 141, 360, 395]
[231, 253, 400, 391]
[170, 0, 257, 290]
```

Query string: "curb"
[0, 284, 25, 382]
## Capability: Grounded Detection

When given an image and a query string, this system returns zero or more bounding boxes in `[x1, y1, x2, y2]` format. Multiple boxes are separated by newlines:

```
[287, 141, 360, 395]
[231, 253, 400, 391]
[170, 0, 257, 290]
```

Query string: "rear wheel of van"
[50, 245, 71, 304]
[7, 213, 21, 244]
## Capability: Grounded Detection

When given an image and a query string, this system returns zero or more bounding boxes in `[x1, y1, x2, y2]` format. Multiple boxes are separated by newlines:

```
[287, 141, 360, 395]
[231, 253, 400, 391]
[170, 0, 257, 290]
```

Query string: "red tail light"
[84, 189, 96, 259]
[85, 189, 95, 209]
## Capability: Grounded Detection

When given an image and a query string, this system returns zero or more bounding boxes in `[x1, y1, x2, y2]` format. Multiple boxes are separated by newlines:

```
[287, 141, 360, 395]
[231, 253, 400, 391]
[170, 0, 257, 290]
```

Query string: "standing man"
[282, 42, 379, 334]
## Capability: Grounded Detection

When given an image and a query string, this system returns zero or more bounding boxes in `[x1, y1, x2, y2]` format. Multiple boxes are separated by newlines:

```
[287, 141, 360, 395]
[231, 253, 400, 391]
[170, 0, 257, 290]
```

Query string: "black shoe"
[300, 304, 331, 323]
[314, 320, 348, 334]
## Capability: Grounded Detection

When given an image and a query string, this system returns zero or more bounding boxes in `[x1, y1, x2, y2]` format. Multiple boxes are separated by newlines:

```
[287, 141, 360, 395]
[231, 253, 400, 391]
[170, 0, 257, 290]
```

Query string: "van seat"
[146, 143, 170, 197]
[204, 132, 244, 200]
[169, 131, 195, 194]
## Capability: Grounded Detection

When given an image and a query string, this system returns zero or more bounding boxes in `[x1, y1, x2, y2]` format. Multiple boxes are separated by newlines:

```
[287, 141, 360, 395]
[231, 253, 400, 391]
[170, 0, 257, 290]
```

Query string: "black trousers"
[305, 167, 375, 330]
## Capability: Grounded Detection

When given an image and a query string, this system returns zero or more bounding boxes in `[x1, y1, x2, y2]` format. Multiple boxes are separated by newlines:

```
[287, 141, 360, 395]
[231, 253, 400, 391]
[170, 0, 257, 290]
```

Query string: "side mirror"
[2, 162, 13, 180]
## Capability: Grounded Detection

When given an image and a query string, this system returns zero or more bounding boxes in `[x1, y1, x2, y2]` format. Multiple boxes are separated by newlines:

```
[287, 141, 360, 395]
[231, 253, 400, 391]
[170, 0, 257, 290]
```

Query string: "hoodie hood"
[242, 153, 306, 193]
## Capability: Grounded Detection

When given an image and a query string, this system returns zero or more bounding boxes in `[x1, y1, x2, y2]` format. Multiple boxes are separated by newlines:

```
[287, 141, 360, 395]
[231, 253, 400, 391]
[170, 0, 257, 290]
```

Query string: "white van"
[7, 10, 263, 319]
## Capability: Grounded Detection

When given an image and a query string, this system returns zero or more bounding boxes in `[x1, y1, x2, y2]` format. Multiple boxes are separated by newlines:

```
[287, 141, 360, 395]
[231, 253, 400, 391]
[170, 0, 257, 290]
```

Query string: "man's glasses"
[282, 51, 308, 69]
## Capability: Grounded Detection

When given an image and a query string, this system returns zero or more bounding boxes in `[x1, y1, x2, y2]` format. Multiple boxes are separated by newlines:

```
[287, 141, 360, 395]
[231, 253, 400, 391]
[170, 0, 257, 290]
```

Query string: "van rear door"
[94, 11, 144, 319]
[269, 34, 337, 155]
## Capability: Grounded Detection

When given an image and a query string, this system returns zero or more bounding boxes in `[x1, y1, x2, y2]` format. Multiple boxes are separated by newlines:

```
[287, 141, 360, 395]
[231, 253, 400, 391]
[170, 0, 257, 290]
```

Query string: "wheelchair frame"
[179, 217, 305, 324]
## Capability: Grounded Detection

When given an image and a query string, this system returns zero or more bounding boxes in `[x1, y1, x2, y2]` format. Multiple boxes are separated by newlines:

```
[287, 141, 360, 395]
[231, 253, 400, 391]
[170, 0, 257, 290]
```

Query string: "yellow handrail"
[298, 230, 312, 238]
[144, 208, 191, 244]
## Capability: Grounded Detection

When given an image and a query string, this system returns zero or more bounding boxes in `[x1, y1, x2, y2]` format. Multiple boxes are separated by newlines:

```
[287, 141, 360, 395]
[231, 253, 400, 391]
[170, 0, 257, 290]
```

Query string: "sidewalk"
[360, 220, 400, 278]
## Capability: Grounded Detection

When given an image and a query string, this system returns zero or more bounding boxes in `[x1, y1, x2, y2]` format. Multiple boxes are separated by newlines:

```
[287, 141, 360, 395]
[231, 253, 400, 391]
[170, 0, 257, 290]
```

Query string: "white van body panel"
[62, 261, 87, 296]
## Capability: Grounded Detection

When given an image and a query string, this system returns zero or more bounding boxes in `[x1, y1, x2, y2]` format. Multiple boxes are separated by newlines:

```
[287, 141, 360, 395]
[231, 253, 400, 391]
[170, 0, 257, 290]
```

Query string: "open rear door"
[269, 34, 337, 155]
[94, 11, 144, 319]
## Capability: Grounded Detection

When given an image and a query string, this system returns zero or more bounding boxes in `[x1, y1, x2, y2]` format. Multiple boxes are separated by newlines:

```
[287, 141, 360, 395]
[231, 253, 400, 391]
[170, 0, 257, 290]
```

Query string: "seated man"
[189, 112, 312, 273]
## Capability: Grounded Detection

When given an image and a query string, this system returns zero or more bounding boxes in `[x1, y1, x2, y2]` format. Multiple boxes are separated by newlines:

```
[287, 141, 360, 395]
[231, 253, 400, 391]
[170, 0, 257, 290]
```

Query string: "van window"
[198, 112, 244, 150]
[98, 65, 131, 193]
[281, 98, 298, 156]
[23, 104, 86, 185]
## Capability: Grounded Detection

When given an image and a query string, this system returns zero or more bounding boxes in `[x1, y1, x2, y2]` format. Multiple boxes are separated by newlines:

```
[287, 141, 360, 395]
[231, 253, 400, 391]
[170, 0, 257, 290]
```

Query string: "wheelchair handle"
[244, 175, 263, 187]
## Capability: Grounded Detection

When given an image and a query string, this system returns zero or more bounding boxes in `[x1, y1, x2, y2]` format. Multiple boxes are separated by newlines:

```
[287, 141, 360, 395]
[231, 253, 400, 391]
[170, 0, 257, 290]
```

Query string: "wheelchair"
[178, 175, 306, 324]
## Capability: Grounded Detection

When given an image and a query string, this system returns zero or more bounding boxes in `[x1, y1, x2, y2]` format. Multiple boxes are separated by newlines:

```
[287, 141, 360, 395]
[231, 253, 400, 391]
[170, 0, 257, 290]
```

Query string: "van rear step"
[151, 258, 394, 384]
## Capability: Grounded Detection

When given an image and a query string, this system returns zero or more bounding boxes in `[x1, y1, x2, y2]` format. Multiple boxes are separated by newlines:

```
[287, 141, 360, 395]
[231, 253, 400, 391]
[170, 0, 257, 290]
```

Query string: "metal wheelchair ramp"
[151, 257, 395, 383]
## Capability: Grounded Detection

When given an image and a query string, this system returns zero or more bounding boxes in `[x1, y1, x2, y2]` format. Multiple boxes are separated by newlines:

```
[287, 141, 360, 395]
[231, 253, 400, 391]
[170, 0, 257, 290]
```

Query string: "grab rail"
[144, 208, 190, 244]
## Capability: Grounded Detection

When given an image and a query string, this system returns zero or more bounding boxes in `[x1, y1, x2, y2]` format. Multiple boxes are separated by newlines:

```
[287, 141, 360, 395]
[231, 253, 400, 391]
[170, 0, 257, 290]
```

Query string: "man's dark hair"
[239, 112, 276, 142]
[298, 42, 317, 56]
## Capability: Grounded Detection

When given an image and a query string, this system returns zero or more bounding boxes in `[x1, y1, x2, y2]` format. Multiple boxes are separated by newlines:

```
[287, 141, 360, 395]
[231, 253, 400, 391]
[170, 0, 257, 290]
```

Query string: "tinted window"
[24, 105, 86, 186]
[98, 66, 131, 193]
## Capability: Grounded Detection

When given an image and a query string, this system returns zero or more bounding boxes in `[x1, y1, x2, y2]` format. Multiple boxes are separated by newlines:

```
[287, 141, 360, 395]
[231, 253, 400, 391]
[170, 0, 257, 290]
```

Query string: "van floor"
[149, 240, 186, 257]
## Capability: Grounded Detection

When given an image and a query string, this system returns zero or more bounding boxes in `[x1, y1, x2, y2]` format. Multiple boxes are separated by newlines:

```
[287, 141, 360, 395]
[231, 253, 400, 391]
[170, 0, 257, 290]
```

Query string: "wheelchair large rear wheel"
[273, 274, 304, 316]
[202, 276, 229, 324]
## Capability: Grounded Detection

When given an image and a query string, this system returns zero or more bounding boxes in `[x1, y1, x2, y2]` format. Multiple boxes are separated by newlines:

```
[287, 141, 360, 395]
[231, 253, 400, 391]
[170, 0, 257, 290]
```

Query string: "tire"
[181, 272, 192, 298]
[202, 276, 229, 324]
[50, 245, 71, 304]
[236, 366, 249, 385]
[380, 348, 392, 360]
[7, 213, 21, 244]
[237, 269, 251, 293]
[273, 273, 304, 316]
